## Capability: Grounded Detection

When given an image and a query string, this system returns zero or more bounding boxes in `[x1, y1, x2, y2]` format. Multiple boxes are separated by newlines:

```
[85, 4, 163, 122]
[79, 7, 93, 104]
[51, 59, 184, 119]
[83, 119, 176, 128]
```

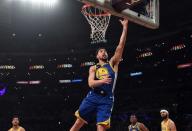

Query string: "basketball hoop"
[81, 4, 111, 44]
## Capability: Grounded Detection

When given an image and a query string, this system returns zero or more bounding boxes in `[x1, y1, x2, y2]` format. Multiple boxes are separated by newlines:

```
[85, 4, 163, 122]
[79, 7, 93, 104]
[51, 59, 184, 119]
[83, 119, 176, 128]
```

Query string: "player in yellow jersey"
[160, 109, 177, 131]
[8, 116, 25, 131]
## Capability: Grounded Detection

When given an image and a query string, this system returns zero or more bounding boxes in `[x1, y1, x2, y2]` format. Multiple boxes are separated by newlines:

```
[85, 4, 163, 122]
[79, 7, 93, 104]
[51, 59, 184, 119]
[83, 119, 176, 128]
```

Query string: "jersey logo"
[96, 67, 109, 80]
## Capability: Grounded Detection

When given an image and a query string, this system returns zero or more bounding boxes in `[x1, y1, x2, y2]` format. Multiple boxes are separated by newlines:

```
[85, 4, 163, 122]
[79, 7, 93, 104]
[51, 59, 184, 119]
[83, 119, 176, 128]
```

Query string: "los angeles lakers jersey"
[94, 62, 117, 96]
[128, 122, 141, 131]
[161, 119, 173, 131]
[9, 127, 22, 131]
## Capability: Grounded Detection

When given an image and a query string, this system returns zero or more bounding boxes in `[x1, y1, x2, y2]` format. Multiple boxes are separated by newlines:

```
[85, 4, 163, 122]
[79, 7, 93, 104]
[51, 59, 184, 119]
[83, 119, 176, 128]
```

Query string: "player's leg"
[97, 124, 107, 131]
[70, 95, 97, 131]
[96, 99, 113, 131]
[70, 118, 85, 131]
[96, 117, 111, 131]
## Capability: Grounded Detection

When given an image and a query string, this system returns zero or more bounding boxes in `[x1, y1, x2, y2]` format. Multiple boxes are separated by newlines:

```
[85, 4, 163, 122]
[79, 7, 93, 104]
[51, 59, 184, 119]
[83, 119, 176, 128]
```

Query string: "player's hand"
[119, 19, 128, 28]
[101, 75, 112, 84]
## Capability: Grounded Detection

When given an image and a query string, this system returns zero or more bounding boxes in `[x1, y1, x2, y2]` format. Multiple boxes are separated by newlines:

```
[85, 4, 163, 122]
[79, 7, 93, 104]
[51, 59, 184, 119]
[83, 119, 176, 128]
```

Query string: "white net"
[81, 5, 111, 44]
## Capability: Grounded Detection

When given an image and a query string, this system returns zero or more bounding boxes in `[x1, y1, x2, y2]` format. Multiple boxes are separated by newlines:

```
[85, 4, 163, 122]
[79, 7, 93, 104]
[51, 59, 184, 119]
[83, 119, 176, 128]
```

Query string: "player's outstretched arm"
[88, 66, 112, 88]
[110, 19, 128, 71]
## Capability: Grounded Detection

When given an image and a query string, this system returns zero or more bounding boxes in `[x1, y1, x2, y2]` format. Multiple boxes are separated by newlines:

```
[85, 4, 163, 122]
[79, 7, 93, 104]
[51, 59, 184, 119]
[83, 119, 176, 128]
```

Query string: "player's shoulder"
[138, 122, 145, 127]
[89, 65, 96, 70]
[19, 126, 25, 131]
[161, 120, 164, 124]
[8, 128, 12, 131]
[168, 119, 175, 124]
[161, 121, 163, 125]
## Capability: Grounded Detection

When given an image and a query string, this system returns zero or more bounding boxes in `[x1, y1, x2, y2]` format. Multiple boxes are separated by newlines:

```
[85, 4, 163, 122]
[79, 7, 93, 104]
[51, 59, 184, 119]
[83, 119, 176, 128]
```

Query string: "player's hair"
[96, 47, 107, 55]
[130, 113, 138, 119]
[12, 115, 20, 121]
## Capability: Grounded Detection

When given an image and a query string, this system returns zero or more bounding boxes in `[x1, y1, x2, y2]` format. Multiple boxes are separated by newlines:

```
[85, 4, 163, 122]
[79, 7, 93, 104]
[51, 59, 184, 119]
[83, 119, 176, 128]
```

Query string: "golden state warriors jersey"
[94, 62, 117, 96]
[9, 127, 22, 131]
[128, 122, 141, 131]
[76, 62, 116, 127]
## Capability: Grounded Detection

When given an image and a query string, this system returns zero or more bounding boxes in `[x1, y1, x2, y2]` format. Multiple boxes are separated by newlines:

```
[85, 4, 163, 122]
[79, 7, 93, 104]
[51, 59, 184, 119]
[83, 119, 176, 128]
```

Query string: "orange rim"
[81, 4, 111, 17]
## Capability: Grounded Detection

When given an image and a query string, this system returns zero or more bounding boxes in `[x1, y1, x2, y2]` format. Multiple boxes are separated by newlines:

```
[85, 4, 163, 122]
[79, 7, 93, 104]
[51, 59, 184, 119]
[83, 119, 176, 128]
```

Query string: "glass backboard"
[78, 0, 159, 29]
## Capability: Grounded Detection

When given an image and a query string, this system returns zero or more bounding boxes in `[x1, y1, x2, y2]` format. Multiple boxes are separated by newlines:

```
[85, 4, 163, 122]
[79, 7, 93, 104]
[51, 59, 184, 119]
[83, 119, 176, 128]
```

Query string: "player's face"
[96, 49, 108, 61]
[130, 115, 137, 123]
[160, 112, 168, 119]
[12, 118, 19, 126]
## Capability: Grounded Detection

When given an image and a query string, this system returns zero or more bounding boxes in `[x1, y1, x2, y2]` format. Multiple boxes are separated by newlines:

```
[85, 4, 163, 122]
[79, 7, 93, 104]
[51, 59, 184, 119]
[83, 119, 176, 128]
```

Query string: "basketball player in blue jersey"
[70, 19, 128, 131]
[128, 114, 149, 131]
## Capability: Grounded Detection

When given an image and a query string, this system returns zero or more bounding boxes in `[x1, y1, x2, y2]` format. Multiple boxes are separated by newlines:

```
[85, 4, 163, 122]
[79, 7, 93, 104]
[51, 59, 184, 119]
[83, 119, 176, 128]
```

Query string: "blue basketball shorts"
[75, 92, 114, 128]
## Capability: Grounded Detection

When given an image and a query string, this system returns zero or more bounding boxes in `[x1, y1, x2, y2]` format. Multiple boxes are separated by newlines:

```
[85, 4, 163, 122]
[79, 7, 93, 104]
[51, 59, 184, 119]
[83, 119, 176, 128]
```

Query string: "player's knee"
[75, 119, 85, 127]
[97, 124, 106, 131]
[70, 119, 85, 131]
